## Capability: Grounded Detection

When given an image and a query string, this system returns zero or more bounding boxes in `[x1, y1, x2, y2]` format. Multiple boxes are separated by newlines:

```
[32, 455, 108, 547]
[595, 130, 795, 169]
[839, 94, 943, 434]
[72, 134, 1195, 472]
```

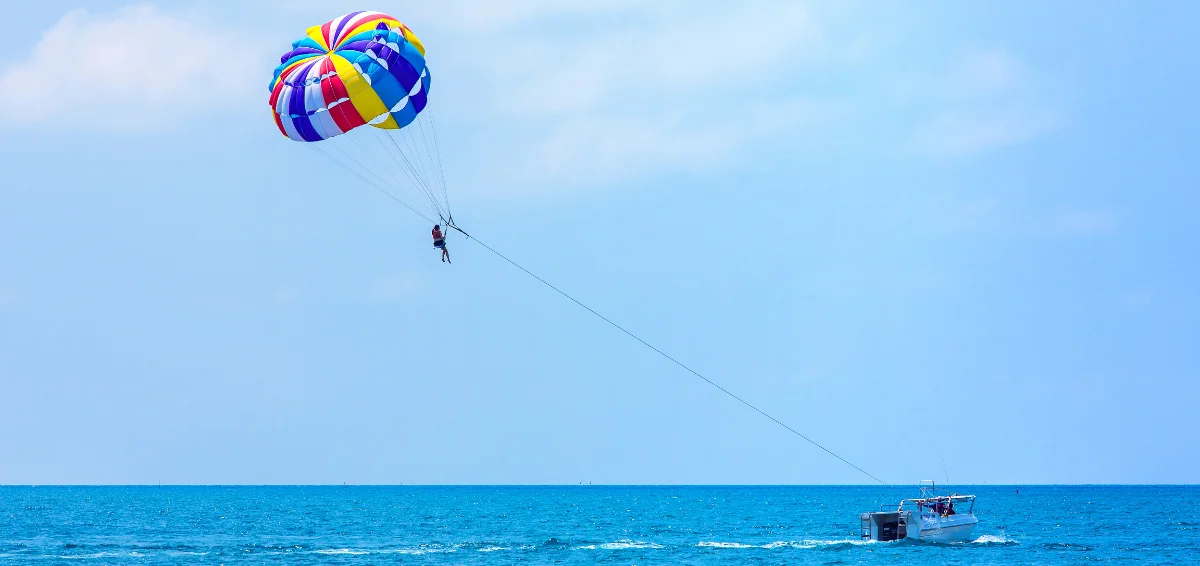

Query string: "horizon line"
[2, 483, 1195, 487]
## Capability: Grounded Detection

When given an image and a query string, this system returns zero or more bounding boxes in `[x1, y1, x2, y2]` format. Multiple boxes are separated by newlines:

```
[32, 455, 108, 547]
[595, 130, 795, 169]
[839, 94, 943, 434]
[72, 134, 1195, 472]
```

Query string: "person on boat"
[432, 225, 450, 263]
[946, 502, 956, 515]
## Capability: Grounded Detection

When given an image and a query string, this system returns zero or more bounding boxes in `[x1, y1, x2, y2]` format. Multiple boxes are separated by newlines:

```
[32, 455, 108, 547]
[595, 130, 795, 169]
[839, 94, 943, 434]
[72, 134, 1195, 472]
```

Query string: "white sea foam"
[762, 541, 808, 549]
[386, 547, 459, 555]
[52, 552, 129, 560]
[575, 540, 663, 550]
[604, 540, 664, 550]
[803, 539, 876, 547]
[313, 546, 461, 556]
[698, 541, 757, 549]
[699, 539, 875, 550]
[478, 546, 510, 552]
[973, 534, 1015, 544]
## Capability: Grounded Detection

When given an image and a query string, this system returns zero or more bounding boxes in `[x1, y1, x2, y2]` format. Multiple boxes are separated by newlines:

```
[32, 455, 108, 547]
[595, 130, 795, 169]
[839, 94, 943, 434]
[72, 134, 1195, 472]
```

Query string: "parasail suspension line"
[460, 229, 887, 486]
[319, 159, 885, 485]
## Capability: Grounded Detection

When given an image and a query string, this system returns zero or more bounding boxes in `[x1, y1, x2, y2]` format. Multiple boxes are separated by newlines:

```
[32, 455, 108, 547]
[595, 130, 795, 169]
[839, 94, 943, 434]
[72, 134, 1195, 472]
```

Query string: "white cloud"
[0, 5, 264, 128]
[275, 0, 647, 32]
[915, 106, 1059, 154]
[269, 287, 304, 305]
[944, 50, 1027, 98]
[0, 284, 22, 309]
[483, 3, 821, 112]
[366, 273, 419, 302]
[498, 97, 840, 190]
[1117, 287, 1156, 313]
[412, 0, 646, 31]
[1052, 208, 1118, 236]
[421, 1, 837, 192]
[911, 49, 1061, 155]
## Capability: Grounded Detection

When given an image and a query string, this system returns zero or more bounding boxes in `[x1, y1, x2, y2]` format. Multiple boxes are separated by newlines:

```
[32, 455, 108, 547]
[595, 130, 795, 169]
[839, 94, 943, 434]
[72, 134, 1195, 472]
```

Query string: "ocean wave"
[972, 534, 1017, 545]
[313, 546, 460, 556]
[478, 546, 509, 552]
[699, 539, 876, 550]
[1042, 542, 1093, 551]
[314, 548, 371, 555]
[698, 541, 757, 549]
[792, 539, 876, 549]
[573, 540, 664, 550]
[49, 552, 131, 560]
[387, 547, 459, 555]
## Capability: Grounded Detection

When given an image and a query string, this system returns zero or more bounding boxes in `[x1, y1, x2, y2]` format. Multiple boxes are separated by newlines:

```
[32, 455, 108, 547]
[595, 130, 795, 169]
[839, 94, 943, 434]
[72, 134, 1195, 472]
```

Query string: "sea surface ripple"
[1, 485, 1196, 564]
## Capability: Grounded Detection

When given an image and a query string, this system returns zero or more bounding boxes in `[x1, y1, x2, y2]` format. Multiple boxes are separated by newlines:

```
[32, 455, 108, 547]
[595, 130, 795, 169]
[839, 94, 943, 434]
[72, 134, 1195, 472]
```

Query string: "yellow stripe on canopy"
[304, 24, 330, 51]
[400, 26, 425, 56]
[342, 18, 401, 46]
[330, 54, 398, 129]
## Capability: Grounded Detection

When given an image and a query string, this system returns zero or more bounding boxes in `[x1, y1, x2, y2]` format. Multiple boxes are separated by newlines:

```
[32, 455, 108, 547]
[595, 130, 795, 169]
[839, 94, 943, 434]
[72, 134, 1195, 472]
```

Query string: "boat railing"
[905, 495, 977, 504]
[904, 495, 976, 517]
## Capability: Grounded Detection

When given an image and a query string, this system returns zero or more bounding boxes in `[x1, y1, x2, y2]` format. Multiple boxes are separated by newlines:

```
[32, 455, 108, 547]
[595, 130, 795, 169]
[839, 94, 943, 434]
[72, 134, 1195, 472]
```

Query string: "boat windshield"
[908, 495, 974, 516]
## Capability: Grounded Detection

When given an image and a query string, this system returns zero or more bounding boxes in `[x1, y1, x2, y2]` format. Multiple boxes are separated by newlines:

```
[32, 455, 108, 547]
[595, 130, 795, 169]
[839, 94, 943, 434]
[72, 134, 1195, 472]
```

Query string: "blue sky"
[1, 1, 1197, 485]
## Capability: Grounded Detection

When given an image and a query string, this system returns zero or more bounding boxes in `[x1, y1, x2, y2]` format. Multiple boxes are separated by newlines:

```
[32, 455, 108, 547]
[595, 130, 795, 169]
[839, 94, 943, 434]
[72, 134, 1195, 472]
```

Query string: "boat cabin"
[860, 481, 978, 542]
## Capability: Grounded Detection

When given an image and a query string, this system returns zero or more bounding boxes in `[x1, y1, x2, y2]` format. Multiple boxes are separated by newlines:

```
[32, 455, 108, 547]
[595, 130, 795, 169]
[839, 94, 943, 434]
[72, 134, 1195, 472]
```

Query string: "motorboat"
[860, 481, 978, 543]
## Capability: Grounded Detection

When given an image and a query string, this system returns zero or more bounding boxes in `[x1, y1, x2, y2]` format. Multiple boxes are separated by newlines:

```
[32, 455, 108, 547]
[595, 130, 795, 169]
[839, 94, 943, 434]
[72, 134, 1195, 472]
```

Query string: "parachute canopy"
[269, 11, 452, 225]
[269, 11, 431, 143]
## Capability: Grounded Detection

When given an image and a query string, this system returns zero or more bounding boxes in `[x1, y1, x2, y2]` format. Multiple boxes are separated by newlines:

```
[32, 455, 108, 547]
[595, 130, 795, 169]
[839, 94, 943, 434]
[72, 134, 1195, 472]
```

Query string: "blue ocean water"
[1, 485, 1196, 564]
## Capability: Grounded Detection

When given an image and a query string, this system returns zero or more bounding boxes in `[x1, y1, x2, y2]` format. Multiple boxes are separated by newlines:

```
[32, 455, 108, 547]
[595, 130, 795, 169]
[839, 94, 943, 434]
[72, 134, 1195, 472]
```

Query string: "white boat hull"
[914, 514, 978, 543]
[860, 484, 980, 543]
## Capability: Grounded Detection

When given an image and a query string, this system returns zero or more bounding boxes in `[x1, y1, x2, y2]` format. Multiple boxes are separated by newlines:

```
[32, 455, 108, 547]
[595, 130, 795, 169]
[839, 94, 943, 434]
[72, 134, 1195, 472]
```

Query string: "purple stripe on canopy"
[280, 47, 325, 64]
[338, 40, 372, 54]
[287, 82, 309, 118]
[332, 11, 365, 47]
[382, 47, 420, 91]
[283, 60, 320, 87]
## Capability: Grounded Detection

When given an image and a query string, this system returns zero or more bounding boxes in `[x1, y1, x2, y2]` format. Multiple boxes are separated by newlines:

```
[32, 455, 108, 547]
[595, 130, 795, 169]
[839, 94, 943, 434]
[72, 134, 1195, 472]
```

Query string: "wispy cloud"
[1052, 208, 1118, 236]
[0, 283, 22, 309]
[365, 273, 420, 302]
[182, 284, 306, 312]
[910, 49, 1061, 155]
[269, 286, 304, 305]
[497, 97, 840, 191]
[416, 1, 839, 193]
[942, 50, 1027, 98]
[0, 4, 265, 129]
[276, 0, 653, 33]
[914, 106, 1059, 155]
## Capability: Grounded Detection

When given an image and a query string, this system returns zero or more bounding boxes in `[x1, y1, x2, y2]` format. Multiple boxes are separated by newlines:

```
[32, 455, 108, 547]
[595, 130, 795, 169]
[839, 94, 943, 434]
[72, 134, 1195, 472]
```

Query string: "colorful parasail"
[268, 11, 452, 226]
[269, 11, 431, 142]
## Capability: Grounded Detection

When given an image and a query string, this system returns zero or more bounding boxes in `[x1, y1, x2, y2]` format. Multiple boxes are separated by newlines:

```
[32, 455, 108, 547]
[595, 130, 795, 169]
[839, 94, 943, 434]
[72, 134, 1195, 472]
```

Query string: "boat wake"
[699, 539, 876, 550]
[572, 540, 664, 550]
[972, 534, 1018, 545]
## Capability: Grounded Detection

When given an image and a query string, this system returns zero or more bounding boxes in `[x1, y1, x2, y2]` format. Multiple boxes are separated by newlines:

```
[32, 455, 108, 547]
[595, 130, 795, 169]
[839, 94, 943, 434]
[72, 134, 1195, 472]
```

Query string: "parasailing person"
[432, 224, 450, 263]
